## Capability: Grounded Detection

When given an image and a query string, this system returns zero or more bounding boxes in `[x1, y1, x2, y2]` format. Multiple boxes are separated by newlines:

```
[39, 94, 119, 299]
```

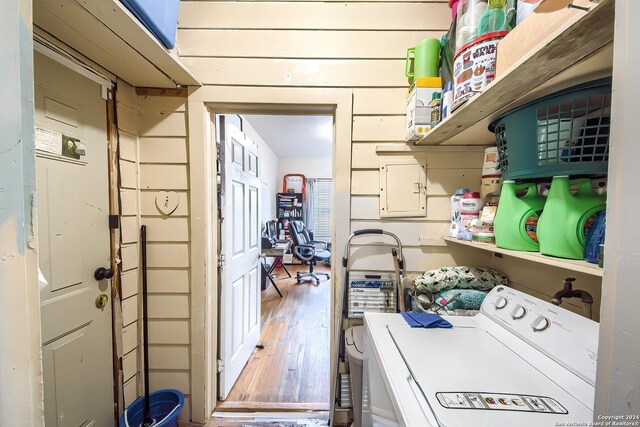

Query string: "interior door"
[219, 119, 262, 400]
[34, 51, 114, 426]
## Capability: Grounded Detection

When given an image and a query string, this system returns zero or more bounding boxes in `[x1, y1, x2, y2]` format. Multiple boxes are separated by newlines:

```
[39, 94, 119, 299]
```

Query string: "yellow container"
[405, 77, 443, 142]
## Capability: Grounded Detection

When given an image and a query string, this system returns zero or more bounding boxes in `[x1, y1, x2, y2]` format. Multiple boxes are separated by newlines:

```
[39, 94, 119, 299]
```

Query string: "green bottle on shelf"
[537, 176, 606, 259]
[494, 180, 546, 252]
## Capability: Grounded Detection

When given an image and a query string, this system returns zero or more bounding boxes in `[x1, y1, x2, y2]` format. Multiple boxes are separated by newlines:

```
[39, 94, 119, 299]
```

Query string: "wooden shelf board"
[376, 144, 488, 154]
[416, 0, 614, 146]
[442, 237, 603, 277]
[34, 0, 200, 88]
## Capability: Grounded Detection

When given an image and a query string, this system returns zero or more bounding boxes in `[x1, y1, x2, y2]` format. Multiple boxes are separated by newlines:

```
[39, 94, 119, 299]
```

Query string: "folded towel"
[401, 312, 452, 329]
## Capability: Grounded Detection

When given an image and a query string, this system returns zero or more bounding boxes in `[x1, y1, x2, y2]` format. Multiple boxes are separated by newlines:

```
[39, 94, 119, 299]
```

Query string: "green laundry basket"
[490, 79, 611, 180]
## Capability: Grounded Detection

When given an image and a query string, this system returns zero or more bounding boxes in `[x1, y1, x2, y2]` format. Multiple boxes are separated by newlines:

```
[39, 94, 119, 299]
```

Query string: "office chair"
[288, 220, 330, 286]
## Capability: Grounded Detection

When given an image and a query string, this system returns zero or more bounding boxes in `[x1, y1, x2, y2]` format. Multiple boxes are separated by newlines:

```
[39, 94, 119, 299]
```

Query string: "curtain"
[304, 178, 316, 234]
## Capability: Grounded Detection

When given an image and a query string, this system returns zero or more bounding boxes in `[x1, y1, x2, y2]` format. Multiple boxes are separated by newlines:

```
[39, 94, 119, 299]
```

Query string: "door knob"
[94, 267, 114, 281]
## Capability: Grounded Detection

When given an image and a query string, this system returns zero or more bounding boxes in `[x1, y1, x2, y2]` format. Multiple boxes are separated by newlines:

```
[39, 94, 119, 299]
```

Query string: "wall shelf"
[34, 0, 200, 88]
[416, 0, 614, 147]
[442, 237, 603, 277]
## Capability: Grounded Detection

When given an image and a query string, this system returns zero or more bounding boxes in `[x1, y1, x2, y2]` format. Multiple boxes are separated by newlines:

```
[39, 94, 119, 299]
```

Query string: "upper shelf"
[416, 0, 615, 146]
[34, 0, 200, 88]
[442, 237, 604, 277]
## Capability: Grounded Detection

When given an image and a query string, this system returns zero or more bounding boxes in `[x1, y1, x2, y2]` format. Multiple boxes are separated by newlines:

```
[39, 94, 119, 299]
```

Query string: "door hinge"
[217, 254, 225, 269]
[217, 359, 224, 373]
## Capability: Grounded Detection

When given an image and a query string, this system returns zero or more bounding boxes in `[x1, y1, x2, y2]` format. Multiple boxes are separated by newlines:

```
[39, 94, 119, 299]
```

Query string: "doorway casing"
[187, 87, 352, 423]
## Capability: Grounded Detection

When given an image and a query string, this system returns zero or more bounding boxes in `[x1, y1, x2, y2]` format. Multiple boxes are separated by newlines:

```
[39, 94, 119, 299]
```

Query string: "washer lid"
[388, 325, 593, 427]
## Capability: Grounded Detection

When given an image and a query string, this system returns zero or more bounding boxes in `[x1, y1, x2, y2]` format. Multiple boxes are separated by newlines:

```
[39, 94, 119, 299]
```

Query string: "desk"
[261, 242, 292, 298]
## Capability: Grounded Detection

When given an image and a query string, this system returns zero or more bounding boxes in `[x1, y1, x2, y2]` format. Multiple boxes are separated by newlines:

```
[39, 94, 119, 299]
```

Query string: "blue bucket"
[120, 389, 184, 427]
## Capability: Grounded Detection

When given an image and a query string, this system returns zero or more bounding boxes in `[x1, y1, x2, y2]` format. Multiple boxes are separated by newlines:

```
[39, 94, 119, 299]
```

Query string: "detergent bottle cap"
[432, 92, 442, 101]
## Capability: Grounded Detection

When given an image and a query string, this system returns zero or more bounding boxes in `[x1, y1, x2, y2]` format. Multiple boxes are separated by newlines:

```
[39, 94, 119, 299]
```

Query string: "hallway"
[218, 265, 331, 410]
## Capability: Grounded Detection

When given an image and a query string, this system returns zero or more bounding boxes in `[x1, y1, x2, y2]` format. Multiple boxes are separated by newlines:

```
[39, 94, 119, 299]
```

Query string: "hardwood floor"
[218, 264, 331, 409]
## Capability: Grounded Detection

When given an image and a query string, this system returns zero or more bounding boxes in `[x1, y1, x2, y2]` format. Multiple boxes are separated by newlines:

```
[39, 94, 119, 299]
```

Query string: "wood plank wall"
[116, 84, 192, 421]
[116, 80, 142, 409]
[176, 0, 496, 275]
[137, 91, 192, 421]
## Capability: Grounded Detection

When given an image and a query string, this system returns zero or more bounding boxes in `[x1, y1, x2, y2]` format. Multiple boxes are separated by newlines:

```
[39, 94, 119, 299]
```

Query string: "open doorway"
[216, 113, 334, 411]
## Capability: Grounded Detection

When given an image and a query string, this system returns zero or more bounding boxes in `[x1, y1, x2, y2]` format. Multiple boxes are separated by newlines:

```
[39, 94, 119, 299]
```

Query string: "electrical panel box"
[379, 158, 427, 218]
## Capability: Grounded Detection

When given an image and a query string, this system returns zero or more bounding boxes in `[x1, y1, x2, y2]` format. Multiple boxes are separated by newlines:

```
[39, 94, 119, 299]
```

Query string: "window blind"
[313, 179, 333, 241]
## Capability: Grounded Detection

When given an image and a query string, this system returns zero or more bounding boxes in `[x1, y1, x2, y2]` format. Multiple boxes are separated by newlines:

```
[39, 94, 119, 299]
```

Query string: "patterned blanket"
[414, 266, 508, 293]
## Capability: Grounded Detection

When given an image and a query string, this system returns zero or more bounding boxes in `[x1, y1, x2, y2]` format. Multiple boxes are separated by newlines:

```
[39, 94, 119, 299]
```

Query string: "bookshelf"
[277, 193, 304, 242]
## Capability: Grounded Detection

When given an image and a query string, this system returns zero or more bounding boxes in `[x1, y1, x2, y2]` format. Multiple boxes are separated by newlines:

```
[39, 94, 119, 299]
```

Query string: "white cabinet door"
[379, 158, 427, 218]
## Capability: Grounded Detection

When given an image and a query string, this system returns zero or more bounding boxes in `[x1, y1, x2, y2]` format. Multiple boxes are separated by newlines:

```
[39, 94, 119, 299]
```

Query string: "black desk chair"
[289, 220, 330, 286]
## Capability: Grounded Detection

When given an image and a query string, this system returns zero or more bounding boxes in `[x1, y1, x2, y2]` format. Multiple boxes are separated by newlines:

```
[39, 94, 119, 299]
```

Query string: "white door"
[35, 51, 114, 426]
[219, 119, 262, 400]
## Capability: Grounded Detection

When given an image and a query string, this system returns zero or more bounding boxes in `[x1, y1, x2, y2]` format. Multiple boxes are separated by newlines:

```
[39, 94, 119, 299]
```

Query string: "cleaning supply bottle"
[458, 191, 484, 241]
[448, 188, 470, 237]
[442, 81, 454, 119]
[537, 176, 606, 259]
[583, 210, 606, 264]
[430, 92, 442, 128]
[494, 180, 546, 251]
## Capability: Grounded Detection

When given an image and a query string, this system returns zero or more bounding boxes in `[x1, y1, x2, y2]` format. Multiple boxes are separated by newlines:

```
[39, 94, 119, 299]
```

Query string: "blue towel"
[401, 312, 452, 329]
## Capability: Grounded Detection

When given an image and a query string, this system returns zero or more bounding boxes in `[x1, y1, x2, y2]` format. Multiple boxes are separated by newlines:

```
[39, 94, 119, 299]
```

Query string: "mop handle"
[141, 226, 152, 426]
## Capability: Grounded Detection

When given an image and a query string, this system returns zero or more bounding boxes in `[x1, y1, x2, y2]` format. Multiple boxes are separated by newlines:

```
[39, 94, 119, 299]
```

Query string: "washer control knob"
[494, 296, 508, 310]
[531, 315, 550, 332]
[511, 305, 527, 320]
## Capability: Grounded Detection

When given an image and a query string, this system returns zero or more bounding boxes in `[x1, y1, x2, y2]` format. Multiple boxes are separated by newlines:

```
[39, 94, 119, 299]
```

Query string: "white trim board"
[34, 35, 113, 98]
[187, 86, 352, 424]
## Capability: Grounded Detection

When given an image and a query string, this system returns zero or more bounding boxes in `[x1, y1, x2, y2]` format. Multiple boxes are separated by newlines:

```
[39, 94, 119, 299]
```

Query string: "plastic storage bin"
[120, 389, 183, 427]
[491, 79, 611, 180]
[120, 0, 180, 49]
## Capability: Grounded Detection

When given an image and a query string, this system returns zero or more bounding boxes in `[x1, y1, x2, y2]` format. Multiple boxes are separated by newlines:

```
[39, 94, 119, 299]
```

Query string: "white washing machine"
[362, 285, 598, 426]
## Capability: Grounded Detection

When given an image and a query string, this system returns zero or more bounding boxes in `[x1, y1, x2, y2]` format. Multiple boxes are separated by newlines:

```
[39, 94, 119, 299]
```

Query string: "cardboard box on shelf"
[405, 77, 442, 143]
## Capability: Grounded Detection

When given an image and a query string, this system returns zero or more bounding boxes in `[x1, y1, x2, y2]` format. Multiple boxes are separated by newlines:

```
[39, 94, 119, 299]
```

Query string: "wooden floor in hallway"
[218, 264, 331, 410]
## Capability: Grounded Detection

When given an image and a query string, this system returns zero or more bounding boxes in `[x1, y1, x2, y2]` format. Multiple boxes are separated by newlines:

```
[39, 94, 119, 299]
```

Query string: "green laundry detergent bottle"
[537, 176, 606, 259]
[494, 180, 546, 251]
